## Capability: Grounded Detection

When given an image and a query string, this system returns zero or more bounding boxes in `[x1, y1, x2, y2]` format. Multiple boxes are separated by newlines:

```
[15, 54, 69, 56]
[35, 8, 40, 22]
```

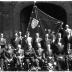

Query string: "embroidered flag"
[31, 18, 39, 29]
[26, 5, 63, 38]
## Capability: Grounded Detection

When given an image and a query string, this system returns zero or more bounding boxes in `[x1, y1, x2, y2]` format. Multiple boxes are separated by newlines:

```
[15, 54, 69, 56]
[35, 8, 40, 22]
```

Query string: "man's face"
[66, 25, 69, 29]
[15, 33, 18, 37]
[18, 44, 21, 49]
[58, 33, 61, 38]
[26, 59, 30, 63]
[48, 29, 51, 33]
[38, 43, 41, 48]
[27, 32, 30, 37]
[19, 32, 22, 35]
[8, 44, 11, 49]
[1, 34, 3, 38]
[0, 46, 1, 48]
[45, 34, 49, 38]
[36, 33, 39, 37]
[31, 57, 34, 62]
[28, 45, 32, 49]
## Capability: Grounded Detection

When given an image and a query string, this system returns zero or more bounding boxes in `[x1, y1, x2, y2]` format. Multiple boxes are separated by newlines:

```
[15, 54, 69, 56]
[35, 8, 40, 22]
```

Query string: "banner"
[27, 5, 63, 38]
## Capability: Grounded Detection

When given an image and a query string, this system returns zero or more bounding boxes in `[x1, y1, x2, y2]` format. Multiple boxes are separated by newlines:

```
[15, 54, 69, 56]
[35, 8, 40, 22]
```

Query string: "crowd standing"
[0, 24, 72, 71]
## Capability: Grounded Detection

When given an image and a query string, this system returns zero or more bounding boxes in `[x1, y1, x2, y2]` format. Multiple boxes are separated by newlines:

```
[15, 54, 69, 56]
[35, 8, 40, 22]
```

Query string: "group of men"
[0, 24, 72, 71]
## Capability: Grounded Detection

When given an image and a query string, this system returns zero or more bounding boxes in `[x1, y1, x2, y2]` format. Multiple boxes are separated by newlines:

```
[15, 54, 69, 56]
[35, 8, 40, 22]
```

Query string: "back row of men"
[0, 24, 72, 56]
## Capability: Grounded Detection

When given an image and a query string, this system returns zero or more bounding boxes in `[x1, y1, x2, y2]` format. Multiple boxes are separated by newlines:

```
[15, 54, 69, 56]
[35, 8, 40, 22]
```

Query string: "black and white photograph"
[0, 0, 72, 71]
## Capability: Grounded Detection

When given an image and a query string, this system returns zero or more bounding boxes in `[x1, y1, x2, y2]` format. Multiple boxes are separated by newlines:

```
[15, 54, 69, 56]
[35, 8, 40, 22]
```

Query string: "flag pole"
[34, 1, 36, 6]
[33, 1, 37, 19]
[26, 1, 37, 35]
[33, 1, 39, 33]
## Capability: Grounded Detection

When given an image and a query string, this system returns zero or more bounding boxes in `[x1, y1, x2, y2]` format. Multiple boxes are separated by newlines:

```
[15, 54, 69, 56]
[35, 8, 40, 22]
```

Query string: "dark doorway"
[20, 2, 67, 34]
[20, 4, 33, 35]
[36, 2, 67, 27]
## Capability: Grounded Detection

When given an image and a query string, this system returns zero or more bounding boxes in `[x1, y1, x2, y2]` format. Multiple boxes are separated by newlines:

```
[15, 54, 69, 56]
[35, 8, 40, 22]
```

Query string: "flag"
[27, 5, 63, 39]
[31, 18, 39, 29]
